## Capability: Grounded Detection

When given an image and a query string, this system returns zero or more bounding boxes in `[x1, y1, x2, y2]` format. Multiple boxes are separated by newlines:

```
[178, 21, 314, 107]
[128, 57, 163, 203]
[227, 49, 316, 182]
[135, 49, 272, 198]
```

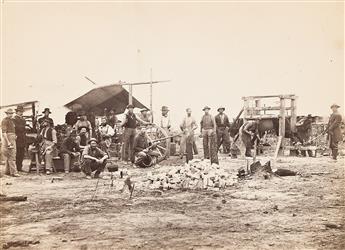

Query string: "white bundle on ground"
[145, 159, 237, 191]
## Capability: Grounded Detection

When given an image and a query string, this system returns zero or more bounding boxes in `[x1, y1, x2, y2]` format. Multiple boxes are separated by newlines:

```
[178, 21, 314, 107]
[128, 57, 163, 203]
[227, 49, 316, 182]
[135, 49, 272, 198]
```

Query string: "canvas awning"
[64, 84, 147, 115]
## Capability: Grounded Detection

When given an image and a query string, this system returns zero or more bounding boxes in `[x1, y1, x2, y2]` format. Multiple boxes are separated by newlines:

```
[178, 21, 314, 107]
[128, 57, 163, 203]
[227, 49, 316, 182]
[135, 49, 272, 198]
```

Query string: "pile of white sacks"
[145, 159, 238, 191]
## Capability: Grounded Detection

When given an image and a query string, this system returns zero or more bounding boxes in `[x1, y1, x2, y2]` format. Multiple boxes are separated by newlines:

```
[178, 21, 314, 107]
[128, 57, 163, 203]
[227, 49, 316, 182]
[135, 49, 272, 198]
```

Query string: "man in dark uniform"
[326, 104, 343, 161]
[60, 130, 81, 173]
[13, 105, 27, 171]
[38, 108, 54, 130]
[120, 104, 149, 163]
[240, 120, 260, 157]
[133, 127, 161, 167]
[215, 107, 231, 153]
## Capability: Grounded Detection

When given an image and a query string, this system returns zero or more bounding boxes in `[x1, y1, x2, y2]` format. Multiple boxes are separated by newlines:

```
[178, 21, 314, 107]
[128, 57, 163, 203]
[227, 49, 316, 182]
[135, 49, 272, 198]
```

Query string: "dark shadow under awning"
[65, 84, 147, 115]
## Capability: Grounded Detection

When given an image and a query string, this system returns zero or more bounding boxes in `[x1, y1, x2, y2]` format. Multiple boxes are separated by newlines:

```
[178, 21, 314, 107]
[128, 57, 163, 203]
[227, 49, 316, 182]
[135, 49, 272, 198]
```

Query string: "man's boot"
[332, 149, 338, 160]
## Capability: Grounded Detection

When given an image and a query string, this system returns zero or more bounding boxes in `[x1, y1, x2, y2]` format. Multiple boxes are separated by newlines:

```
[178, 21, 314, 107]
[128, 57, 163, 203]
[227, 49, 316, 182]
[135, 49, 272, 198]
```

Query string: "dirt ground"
[0, 154, 344, 250]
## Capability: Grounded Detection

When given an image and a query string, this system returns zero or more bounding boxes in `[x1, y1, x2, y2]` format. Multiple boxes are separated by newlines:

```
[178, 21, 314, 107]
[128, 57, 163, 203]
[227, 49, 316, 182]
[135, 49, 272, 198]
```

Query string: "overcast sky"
[1, 2, 344, 125]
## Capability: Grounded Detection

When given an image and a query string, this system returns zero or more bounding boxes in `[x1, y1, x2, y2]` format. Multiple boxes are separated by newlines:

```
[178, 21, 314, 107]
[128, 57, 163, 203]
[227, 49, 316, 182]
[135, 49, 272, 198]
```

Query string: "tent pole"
[150, 68, 153, 122]
[129, 85, 133, 105]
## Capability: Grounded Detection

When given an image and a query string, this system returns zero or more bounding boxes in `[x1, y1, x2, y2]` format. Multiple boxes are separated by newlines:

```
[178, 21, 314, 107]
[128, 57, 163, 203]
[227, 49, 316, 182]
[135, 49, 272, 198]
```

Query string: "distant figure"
[81, 138, 108, 179]
[120, 104, 149, 163]
[180, 108, 198, 161]
[240, 120, 260, 157]
[160, 106, 171, 158]
[215, 107, 231, 154]
[200, 106, 216, 159]
[38, 108, 54, 130]
[65, 111, 78, 127]
[326, 103, 343, 161]
[160, 106, 171, 131]
[1, 108, 20, 177]
[74, 111, 93, 139]
[40, 119, 58, 175]
[13, 105, 27, 172]
[98, 117, 115, 154]
[107, 109, 118, 128]
[133, 127, 162, 168]
[138, 108, 151, 125]
[60, 130, 80, 173]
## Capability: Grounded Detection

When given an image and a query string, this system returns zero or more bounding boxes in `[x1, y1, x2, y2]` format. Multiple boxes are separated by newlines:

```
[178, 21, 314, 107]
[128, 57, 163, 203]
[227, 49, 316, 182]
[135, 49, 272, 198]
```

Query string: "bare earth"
[0, 155, 344, 250]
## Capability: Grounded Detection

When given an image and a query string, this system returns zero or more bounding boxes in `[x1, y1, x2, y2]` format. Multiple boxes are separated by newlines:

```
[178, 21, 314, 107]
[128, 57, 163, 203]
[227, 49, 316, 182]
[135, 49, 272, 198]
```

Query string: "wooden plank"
[279, 98, 286, 138]
[274, 136, 283, 160]
[242, 94, 295, 99]
[244, 114, 291, 120]
[290, 98, 297, 133]
[251, 106, 292, 111]
[0, 196, 27, 202]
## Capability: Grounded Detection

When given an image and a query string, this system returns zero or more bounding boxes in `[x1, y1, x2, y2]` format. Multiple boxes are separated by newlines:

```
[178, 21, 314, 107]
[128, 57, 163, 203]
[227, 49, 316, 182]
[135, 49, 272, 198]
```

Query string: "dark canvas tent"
[65, 84, 147, 115]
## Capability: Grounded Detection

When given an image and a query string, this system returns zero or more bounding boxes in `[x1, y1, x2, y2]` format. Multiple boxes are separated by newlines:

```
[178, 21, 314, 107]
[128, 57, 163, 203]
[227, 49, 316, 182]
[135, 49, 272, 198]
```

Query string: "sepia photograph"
[0, 0, 344, 249]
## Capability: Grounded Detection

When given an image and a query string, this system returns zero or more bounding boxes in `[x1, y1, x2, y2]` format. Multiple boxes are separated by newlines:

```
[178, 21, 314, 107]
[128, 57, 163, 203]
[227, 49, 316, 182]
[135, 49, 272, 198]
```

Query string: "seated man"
[133, 128, 162, 168]
[81, 138, 108, 179]
[60, 130, 81, 173]
[98, 117, 115, 154]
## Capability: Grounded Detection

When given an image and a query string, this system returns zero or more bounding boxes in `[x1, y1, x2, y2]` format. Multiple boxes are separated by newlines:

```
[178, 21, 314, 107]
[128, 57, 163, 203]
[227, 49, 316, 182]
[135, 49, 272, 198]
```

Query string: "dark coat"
[13, 115, 26, 146]
[328, 112, 343, 143]
[215, 113, 231, 128]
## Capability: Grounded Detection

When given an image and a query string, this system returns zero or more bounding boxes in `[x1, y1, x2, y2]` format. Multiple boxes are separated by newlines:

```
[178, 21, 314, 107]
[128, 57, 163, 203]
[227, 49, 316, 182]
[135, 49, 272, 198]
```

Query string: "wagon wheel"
[145, 124, 169, 160]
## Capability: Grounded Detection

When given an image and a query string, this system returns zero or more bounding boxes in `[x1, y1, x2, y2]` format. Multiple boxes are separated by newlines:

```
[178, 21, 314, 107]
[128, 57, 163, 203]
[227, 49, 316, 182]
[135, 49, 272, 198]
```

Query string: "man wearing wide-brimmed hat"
[326, 103, 343, 160]
[38, 108, 54, 130]
[40, 118, 58, 175]
[138, 108, 151, 125]
[81, 138, 108, 179]
[13, 105, 27, 171]
[215, 107, 231, 154]
[1, 108, 20, 177]
[160, 106, 171, 158]
[200, 106, 216, 159]
[120, 104, 150, 163]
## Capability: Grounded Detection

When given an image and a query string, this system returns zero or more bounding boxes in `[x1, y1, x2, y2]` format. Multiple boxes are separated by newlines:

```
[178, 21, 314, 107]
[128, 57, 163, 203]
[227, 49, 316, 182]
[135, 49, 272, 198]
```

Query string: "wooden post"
[279, 97, 286, 151]
[290, 97, 297, 133]
[243, 98, 249, 122]
[254, 99, 261, 115]
[129, 85, 133, 105]
[150, 68, 153, 122]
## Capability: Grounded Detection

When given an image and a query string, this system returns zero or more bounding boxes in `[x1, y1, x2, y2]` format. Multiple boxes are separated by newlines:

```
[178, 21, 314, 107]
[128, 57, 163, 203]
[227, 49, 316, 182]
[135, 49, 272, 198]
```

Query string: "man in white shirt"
[40, 119, 58, 175]
[179, 108, 198, 161]
[160, 106, 171, 158]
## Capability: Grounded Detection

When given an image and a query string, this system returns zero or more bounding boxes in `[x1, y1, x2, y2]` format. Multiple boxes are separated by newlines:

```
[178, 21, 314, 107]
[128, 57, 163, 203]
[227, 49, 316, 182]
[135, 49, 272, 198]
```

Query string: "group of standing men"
[1, 106, 27, 177]
[178, 106, 232, 163]
[1, 102, 343, 177]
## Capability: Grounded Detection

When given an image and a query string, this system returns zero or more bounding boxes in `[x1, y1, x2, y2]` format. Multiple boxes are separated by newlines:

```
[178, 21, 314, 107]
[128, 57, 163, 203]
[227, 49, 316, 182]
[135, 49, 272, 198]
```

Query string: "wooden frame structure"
[242, 94, 297, 151]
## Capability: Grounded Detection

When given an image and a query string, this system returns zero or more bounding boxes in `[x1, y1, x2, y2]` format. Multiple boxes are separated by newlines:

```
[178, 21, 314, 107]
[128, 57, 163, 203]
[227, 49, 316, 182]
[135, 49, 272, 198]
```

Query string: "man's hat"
[331, 103, 340, 108]
[140, 108, 149, 113]
[15, 105, 24, 112]
[88, 138, 98, 144]
[42, 108, 51, 114]
[127, 104, 134, 109]
[5, 108, 14, 114]
[217, 107, 225, 112]
[202, 106, 211, 111]
[161, 106, 169, 112]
